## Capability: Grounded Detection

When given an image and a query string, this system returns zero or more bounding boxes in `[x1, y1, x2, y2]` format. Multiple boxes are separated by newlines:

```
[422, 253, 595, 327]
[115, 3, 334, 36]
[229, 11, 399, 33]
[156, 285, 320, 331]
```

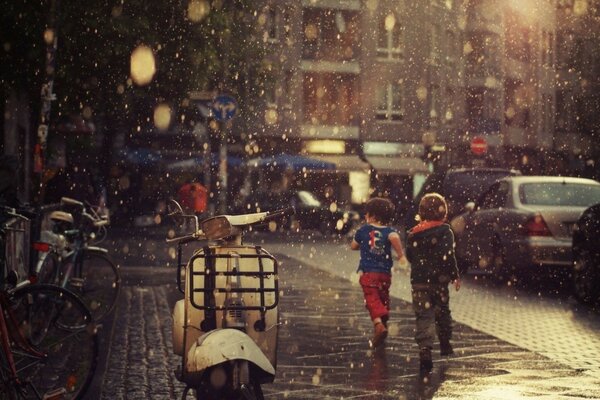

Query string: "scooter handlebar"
[165, 231, 206, 245]
[262, 207, 295, 223]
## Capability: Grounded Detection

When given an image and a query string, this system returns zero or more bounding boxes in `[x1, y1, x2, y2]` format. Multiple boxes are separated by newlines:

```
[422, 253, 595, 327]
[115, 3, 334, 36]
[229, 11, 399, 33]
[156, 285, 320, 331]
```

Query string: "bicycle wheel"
[35, 250, 60, 286]
[76, 251, 121, 322]
[0, 344, 19, 400]
[9, 284, 98, 399]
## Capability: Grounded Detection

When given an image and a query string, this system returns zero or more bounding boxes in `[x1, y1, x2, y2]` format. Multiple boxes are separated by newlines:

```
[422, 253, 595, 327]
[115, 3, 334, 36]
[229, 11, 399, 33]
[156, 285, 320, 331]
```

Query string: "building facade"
[247, 0, 468, 204]
[555, 0, 599, 159]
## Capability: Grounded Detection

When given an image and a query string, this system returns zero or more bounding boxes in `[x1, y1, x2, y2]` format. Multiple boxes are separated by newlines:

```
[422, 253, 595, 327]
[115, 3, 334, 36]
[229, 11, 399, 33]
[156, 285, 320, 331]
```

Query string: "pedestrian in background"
[406, 192, 461, 375]
[351, 197, 406, 348]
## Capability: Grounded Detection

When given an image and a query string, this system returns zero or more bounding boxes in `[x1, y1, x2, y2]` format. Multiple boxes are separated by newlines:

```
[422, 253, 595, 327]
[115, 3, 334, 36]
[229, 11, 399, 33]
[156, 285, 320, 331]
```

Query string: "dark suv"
[572, 203, 600, 304]
[404, 167, 521, 228]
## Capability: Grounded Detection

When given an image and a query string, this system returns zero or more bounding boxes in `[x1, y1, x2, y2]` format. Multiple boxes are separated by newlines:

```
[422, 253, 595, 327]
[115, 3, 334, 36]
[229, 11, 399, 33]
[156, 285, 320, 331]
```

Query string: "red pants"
[359, 272, 391, 322]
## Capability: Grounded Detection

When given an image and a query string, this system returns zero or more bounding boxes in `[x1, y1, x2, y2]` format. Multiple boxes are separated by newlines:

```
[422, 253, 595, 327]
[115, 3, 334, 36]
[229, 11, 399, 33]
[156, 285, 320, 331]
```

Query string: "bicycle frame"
[0, 284, 47, 394]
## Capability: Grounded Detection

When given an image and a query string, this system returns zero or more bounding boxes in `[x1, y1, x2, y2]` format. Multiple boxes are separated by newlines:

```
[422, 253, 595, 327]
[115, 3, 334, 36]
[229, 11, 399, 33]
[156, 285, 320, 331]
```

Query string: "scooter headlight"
[209, 365, 227, 389]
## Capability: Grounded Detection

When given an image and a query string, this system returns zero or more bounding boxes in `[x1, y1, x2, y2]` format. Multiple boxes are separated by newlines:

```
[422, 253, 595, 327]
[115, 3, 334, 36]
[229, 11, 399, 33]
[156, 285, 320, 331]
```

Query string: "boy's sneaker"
[440, 340, 454, 356]
[419, 347, 433, 373]
[371, 322, 388, 348]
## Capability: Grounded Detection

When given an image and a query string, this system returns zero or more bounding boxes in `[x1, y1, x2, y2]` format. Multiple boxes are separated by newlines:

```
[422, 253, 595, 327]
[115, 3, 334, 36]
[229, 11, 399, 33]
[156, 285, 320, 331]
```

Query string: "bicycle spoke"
[8, 285, 98, 399]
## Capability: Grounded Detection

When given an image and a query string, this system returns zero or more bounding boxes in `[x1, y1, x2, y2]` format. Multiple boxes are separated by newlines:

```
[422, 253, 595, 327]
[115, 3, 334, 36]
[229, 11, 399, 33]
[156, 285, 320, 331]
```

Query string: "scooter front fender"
[185, 329, 275, 378]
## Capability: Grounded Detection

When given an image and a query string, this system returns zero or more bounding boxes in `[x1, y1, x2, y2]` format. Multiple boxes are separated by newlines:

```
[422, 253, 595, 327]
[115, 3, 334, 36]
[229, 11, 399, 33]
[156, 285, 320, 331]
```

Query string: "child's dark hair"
[418, 192, 447, 221]
[365, 197, 395, 224]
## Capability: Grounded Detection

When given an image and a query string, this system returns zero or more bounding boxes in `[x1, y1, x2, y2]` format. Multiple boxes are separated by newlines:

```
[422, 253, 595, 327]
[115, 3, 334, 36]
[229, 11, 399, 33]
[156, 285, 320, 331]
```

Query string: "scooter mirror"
[167, 199, 184, 217]
[201, 216, 233, 240]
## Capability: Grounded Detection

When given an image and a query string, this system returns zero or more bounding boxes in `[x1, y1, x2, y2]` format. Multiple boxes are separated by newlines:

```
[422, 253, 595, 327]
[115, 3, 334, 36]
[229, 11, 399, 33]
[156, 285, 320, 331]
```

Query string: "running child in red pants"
[351, 197, 406, 348]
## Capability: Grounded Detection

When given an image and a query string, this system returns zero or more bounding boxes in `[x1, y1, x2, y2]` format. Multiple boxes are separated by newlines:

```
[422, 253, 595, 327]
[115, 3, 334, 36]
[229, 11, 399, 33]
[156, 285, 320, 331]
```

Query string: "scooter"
[167, 201, 294, 400]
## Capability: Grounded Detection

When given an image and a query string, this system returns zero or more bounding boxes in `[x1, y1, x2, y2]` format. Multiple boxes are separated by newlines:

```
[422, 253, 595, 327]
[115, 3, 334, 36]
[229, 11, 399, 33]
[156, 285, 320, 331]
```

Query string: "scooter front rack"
[188, 246, 279, 312]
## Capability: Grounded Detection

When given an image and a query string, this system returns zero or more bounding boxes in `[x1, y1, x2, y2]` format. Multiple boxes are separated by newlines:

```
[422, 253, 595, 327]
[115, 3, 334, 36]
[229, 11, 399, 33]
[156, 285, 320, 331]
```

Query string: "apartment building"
[248, 0, 467, 203]
[555, 0, 599, 157]
[463, 0, 556, 170]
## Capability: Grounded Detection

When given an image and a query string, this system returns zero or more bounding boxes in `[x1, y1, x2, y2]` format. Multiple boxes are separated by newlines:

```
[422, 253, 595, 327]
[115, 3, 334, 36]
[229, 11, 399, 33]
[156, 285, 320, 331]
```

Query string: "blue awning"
[247, 154, 336, 172]
[166, 154, 243, 172]
[122, 148, 163, 167]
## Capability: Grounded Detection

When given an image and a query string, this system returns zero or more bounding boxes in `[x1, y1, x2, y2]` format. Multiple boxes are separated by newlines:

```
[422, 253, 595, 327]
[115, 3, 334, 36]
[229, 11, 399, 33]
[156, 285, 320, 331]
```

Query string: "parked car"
[242, 189, 359, 234]
[572, 203, 600, 304]
[404, 167, 521, 229]
[451, 176, 600, 280]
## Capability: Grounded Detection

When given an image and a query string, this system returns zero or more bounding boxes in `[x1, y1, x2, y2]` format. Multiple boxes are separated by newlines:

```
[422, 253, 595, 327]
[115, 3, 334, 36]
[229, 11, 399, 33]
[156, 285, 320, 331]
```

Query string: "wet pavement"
[89, 230, 600, 399]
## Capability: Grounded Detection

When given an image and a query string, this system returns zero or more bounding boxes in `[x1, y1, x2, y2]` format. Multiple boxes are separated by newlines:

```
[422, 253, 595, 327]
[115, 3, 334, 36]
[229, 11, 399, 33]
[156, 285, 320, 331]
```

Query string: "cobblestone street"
[91, 232, 600, 399]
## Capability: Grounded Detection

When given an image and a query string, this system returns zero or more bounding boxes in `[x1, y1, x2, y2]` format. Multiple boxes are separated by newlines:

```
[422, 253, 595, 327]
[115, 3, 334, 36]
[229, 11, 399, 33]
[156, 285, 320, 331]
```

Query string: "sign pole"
[210, 94, 237, 215]
[218, 121, 229, 214]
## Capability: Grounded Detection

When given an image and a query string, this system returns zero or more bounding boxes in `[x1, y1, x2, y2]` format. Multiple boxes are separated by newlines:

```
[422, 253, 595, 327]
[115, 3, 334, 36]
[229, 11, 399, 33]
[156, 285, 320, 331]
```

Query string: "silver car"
[451, 176, 600, 279]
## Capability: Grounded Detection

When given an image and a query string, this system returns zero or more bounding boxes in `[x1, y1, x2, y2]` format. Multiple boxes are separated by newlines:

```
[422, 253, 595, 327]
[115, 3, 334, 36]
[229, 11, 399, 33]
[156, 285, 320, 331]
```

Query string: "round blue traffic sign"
[211, 95, 238, 121]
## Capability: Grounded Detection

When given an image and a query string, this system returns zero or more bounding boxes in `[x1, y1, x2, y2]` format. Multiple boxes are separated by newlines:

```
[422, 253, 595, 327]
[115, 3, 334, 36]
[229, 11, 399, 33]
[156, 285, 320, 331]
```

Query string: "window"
[479, 182, 509, 209]
[429, 84, 440, 124]
[302, 9, 360, 61]
[446, 30, 456, 64]
[504, 10, 531, 63]
[303, 73, 358, 125]
[542, 30, 554, 67]
[264, 77, 277, 107]
[376, 81, 404, 121]
[265, 6, 279, 42]
[519, 182, 600, 207]
[430, 24, 441, 65]
[281, 71, 293, 110]
[542, 94, 553, 134]
[377, 13, 403, 60]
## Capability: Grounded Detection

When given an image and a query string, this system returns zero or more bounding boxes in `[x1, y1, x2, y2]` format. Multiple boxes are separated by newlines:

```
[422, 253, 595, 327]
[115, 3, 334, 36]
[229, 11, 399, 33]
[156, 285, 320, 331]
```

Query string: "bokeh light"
[154, 103, 172, 131]
[130, 45, 156, 86]
[187, 0, 210, 22]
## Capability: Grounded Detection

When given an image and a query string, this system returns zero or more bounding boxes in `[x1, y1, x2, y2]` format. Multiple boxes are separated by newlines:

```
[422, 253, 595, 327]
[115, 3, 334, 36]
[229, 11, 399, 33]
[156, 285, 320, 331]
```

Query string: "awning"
[166, 154, 243, 172]
[310, 154, 371, 173]
[122, 148, 163, 167]
[367, 156, 429, 175]
[247, 154, 336, 172]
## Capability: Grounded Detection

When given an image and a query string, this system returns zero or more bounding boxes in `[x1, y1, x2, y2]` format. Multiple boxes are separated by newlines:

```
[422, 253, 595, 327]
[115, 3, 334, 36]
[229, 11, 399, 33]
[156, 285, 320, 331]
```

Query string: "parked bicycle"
[36, 197, 121, 323]
[0, 207, 98, 399]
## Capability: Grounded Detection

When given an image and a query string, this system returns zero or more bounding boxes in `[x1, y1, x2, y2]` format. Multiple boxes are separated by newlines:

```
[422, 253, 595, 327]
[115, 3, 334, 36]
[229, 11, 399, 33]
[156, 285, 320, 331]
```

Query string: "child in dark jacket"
[351, 197, 406, 348]
[406, 192, 461, 374]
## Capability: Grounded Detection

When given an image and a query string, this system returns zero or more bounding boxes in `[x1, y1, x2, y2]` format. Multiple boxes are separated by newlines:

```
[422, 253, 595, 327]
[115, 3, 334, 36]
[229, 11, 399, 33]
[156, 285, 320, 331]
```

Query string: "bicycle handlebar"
[61, 197, 84, 207]
[93, 219, 109, 227]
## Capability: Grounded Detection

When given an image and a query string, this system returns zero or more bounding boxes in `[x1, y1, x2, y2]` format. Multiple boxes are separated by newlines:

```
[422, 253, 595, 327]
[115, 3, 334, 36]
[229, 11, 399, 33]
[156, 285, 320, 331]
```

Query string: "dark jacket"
[406, 223, 459, 286]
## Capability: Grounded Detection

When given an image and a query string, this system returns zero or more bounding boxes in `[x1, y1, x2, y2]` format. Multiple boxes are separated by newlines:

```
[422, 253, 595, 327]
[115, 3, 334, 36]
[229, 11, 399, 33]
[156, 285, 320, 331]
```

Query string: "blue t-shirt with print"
[354, 224, 396, 274]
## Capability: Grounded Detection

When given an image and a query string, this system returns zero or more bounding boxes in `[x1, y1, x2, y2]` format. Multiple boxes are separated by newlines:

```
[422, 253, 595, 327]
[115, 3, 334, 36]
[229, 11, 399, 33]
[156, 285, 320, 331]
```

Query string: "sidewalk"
[94, 242, 600, 399]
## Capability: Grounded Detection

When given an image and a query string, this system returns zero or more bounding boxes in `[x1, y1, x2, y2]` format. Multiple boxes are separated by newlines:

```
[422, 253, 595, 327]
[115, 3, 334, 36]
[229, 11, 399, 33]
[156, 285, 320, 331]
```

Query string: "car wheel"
[319, 220, 332, 235]
[488, 237, 514, 284]
[573, 250, 600, 304]
[456, 256, 470, 274]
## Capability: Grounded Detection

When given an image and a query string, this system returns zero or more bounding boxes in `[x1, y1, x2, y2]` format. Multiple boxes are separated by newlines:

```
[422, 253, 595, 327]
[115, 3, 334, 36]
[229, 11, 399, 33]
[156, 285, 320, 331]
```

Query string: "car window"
[444, 170, 514, 206]
[416, 173, 443, 198]
[297, 190, 322, 207]
[479, 181, 509, 209]
[519, 182, 600, 207]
